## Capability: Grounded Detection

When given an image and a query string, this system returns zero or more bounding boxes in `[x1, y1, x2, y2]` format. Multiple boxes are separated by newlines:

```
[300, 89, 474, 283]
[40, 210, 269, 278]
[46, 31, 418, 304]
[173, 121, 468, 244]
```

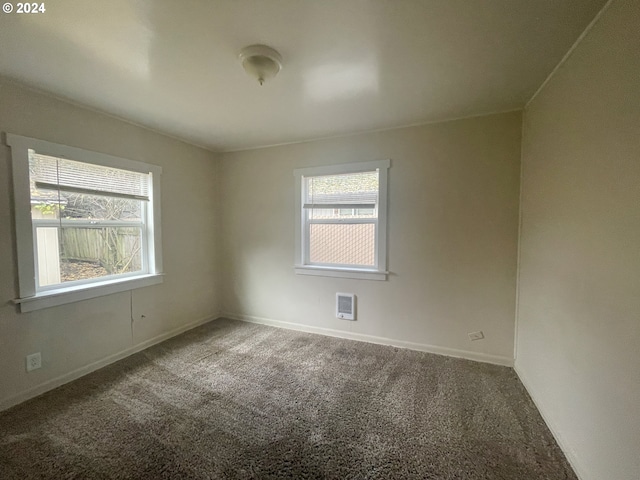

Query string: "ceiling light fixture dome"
[239, 44, 282, 86]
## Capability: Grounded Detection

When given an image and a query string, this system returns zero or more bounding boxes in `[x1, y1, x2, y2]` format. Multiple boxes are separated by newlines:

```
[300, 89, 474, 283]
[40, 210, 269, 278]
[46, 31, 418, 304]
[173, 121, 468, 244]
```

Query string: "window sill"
[13, 274, 164, 313]
[294, 265, 387, 281]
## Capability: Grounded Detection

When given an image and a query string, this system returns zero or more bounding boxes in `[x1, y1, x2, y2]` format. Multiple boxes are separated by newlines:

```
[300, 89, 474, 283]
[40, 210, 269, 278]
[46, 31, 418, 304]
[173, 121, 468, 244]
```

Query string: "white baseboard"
[223, 312, 514, 367]
[514, 364, 588, 480]
[0, 315, 220, 412]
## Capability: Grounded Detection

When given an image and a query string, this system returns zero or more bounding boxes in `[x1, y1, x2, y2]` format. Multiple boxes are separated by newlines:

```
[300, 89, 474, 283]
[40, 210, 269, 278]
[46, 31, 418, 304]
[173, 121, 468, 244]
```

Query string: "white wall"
[0, 78, 221, 410]
[515, 1, 640, 479]
[220, 111, 522, 365]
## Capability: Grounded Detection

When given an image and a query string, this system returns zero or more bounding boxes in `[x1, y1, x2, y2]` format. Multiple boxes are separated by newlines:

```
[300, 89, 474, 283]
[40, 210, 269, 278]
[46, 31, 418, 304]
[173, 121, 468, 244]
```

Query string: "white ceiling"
[0, 0, 607, 152]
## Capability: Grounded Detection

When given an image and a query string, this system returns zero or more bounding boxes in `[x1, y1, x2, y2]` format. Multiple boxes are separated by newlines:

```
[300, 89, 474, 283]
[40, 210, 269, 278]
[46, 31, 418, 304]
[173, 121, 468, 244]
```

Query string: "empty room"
[0, 1, 637, 479]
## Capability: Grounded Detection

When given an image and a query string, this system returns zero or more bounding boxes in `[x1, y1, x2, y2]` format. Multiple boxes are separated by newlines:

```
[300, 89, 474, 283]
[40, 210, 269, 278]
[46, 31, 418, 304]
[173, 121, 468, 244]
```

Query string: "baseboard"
[514, 364, 588, 480]
[223, 312, 514, 367]
[0, 314, 220, 412]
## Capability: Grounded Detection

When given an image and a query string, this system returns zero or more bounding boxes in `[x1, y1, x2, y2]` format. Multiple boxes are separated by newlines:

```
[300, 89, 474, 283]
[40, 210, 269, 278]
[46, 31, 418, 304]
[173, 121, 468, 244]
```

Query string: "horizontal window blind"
[304, 171, 378, 208]
[29, 152, 150, 200]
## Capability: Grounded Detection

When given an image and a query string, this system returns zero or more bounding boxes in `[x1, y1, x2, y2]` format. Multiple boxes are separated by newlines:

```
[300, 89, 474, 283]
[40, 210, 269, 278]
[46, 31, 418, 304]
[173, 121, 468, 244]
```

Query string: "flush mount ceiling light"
[239, 44, 283, 85]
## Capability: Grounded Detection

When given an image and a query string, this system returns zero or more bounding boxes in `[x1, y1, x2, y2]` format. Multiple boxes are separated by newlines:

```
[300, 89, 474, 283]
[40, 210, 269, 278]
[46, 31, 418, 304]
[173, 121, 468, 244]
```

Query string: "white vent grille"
[336, 293, 355, 320]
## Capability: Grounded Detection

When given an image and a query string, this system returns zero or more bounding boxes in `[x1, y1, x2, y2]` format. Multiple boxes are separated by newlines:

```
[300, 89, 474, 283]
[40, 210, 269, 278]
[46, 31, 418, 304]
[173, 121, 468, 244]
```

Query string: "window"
[8, 134, 163, 312]
[294, 160, 390, 280]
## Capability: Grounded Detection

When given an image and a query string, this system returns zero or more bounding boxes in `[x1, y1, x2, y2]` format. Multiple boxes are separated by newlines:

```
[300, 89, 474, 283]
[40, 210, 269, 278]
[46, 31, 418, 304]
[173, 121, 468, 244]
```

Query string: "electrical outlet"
[468, 331, 484, 341]
[26, 352, 42, 372]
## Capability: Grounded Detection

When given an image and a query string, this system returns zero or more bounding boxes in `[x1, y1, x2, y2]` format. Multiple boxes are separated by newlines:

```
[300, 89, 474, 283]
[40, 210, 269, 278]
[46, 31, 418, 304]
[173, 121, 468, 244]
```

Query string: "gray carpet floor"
[0, 318, 576, 479]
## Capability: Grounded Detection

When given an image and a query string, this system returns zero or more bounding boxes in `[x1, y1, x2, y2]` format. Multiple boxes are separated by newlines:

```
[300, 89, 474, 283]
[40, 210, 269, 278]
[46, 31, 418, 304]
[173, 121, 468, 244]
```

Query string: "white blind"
[304, 171, 378, 207]
[29, 152, 150, 200]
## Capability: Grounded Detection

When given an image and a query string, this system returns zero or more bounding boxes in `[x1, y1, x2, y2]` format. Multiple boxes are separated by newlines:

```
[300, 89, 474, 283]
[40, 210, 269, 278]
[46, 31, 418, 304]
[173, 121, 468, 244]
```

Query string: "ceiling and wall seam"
[524, 0, 614, 110]
[514, 0, 615, 362]
[221, 108, 524, 154]
[513, 108, 527, 364]
[3, 73, 523, 156]
[3, 70, 524, 155]
[0, 75, 220, 155]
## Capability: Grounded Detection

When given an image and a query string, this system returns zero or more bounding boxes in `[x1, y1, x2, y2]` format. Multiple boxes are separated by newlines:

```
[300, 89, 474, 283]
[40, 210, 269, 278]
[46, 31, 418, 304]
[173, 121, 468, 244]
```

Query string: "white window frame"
[7, 134, 164, 312]
[293, 159, 390, 281]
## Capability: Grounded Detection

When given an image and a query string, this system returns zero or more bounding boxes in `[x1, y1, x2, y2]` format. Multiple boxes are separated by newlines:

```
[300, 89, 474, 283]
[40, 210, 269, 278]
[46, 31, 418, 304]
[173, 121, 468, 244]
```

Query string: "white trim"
[148, 169, 163, 273]
[6, 133, 164, 309]
[9, 134, 36, 297]
[14, 274, 164, 312]
[293, 159, 390, 279]
[6, 133, 162, 175]
[36, 269, 147, 293]
[32, 219, 145, 228]
[224, 312, 514, 367]
[377, 158, 389, 274]
[294, 173, 303, 270]
[307, 218, 375, 225]
[0, 315, 220, 412]
[515, 365, 589, 480]
[294, 265, 387, 281]
[525, 0, 614, 110]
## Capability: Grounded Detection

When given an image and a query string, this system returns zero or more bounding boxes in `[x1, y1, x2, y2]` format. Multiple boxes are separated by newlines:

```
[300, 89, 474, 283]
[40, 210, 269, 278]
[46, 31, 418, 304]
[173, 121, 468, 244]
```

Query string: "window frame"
[293, 159, 390, 281]
[8, 133, 163, 312]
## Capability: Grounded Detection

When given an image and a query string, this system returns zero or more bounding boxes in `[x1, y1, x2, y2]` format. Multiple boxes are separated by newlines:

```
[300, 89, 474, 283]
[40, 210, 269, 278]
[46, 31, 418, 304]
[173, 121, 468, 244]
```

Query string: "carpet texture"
[0, 318, 576, 479]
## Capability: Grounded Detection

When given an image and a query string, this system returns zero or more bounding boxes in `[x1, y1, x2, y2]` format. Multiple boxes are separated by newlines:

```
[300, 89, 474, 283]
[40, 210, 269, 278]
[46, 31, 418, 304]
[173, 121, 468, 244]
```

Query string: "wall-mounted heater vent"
[336, 293, 356, 320]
